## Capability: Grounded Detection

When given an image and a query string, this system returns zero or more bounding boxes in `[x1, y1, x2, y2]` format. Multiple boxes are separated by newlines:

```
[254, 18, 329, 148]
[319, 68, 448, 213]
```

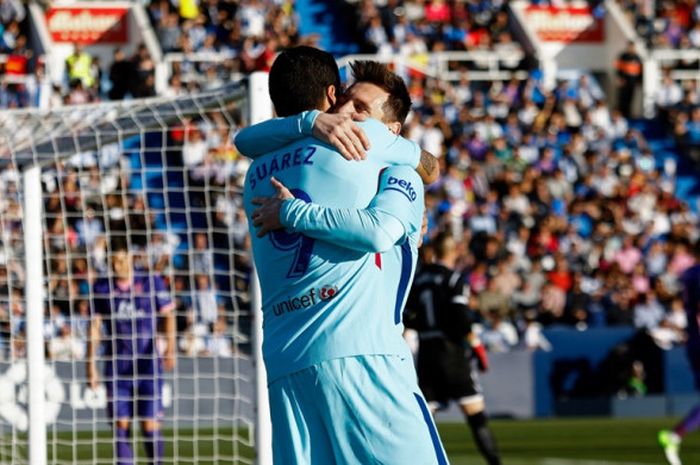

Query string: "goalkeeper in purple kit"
[87, 237, 176, 465]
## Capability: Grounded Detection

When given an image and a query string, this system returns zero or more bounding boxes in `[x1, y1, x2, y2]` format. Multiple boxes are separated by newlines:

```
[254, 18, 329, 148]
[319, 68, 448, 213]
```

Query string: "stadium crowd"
[617, 0, 700, 49]
[0, 0, 302, 108]
[399, 69, 697, 353]
[348, 0, 523, 63]
[654, 66, 700, 169]
[149, 0, 301, 90]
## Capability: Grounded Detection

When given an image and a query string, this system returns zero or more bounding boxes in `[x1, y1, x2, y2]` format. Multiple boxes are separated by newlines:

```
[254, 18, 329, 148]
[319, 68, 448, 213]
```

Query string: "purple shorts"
[106, 376, 163, 420]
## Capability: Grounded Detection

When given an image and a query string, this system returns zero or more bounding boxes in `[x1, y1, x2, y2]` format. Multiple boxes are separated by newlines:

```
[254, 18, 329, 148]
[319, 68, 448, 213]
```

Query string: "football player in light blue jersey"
[238, 48, 447, 464]
[250, 167, 448, 465]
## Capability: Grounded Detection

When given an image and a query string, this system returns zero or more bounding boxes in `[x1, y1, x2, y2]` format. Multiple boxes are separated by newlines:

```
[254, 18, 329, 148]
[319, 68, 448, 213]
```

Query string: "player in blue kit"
[237, 49, 447, 464]
[87, 238, 176, 465]
[659, 240, 700, 465]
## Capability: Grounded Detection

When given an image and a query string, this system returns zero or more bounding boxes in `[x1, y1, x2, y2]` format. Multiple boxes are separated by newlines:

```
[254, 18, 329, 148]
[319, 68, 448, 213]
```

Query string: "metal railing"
[336, 50, 529, 82]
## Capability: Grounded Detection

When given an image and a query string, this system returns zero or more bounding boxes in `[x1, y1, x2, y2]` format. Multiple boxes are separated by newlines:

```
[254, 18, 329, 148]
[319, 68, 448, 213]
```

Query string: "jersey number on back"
[269, 189, 314, 278]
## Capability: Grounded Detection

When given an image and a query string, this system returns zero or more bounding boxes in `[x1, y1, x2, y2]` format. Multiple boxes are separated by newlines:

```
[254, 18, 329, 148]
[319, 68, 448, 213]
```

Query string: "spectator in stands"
[132, 44, 156, 97]
[108, 48, 134, 100]
[49, 323, 85, 360]
[657, 70, 683, 109]
[75, 208, 103, 248]
[634, 291, 666, 330]
[0, 0, 25, 25]
[615, 42, 643, 118]
[205, 316, 233, 357]
[65, 44, 94, 91]
[191, 233, 213, 275]
[479, 310, 518, 353]
[193, 274, 219, 328]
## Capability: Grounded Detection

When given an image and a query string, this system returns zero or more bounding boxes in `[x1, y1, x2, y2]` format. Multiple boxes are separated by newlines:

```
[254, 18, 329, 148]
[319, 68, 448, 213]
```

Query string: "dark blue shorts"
[106, 376, 163, 420]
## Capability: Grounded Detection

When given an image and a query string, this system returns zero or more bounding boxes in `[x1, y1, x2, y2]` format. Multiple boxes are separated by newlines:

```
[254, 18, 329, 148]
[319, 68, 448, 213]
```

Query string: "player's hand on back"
[312, 112, 370, 161]
[251, 177, 294, 238]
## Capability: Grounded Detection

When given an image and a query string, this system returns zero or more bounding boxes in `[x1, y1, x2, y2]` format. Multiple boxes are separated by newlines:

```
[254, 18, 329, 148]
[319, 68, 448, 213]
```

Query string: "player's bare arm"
[163, 305, 177, 371]
[86, 314, 102, 390]
[416, 149, 439, 185]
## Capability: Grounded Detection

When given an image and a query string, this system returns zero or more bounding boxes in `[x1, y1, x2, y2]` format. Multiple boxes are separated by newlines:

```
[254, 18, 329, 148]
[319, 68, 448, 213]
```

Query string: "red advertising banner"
[525, 5, 604, 43]
[46, 7, 129, 44]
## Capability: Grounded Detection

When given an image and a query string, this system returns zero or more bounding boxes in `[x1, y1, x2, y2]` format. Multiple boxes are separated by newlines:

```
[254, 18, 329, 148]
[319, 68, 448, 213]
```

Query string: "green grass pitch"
[8, 417, 698, 463]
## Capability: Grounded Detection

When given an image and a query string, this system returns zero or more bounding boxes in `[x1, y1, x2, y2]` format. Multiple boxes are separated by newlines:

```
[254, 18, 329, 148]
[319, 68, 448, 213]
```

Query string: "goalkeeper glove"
[471, 338, 489, 372]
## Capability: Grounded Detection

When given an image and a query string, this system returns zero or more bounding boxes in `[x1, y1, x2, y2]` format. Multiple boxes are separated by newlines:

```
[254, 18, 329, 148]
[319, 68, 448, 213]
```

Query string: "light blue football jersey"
[241, 119, 421, 382]
[279, 164, 425, 331]
[372, 166, 424, 330]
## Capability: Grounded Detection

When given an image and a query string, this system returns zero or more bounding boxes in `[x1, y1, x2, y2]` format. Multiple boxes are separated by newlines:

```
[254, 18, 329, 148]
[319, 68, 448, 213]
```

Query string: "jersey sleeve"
[278, 166, 425, 253]
[359, 119, 421, 169]
[153, 276, 175, 314]
[234, 110, 319, 158]
[368, 165, 425, 247]
[279, 198, 406, 253]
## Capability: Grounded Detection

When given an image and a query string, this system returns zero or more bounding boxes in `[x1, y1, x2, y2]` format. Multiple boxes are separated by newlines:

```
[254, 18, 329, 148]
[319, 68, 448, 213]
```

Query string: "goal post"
[24, 164, 47, 465]
[0, 79, 272, 464]
[248, 71, 273, 465]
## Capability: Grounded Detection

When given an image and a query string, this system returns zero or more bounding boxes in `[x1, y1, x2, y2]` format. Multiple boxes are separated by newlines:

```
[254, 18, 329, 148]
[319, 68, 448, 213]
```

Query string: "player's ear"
[325, 85, 337, 108]
[387, 121, 401, 135]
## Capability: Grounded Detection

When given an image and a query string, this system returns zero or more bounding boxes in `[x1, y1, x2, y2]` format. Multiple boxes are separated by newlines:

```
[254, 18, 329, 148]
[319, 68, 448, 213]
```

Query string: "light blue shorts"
[268, 354, 449, 465]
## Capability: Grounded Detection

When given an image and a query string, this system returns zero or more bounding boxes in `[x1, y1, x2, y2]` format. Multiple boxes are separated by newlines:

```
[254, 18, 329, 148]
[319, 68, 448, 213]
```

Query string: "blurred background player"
[87, 237, 176, 465]
[406, 233, 501, 465]
[658, 238, 700, 465]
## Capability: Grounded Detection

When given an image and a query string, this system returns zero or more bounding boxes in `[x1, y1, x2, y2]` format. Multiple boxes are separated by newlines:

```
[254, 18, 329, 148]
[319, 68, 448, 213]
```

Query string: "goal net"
[0, 81, 266, 464]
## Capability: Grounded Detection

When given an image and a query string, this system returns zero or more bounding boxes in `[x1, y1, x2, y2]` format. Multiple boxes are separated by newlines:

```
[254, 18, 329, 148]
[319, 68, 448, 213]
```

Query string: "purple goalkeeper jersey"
[93, 274, 173, 377]
[682, 264, 700, 347]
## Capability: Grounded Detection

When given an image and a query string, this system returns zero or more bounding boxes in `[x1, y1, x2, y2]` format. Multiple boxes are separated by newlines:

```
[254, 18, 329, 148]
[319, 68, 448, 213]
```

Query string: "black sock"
[467, 411, 501, 465]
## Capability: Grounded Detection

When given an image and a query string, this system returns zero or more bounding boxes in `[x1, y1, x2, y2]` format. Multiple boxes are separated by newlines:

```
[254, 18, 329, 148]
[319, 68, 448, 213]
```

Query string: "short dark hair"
[268, 46, 340, 117]
[110, 236, 129, 253]
[433, 233, 456, 260]
[349, 61, 412, 125]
